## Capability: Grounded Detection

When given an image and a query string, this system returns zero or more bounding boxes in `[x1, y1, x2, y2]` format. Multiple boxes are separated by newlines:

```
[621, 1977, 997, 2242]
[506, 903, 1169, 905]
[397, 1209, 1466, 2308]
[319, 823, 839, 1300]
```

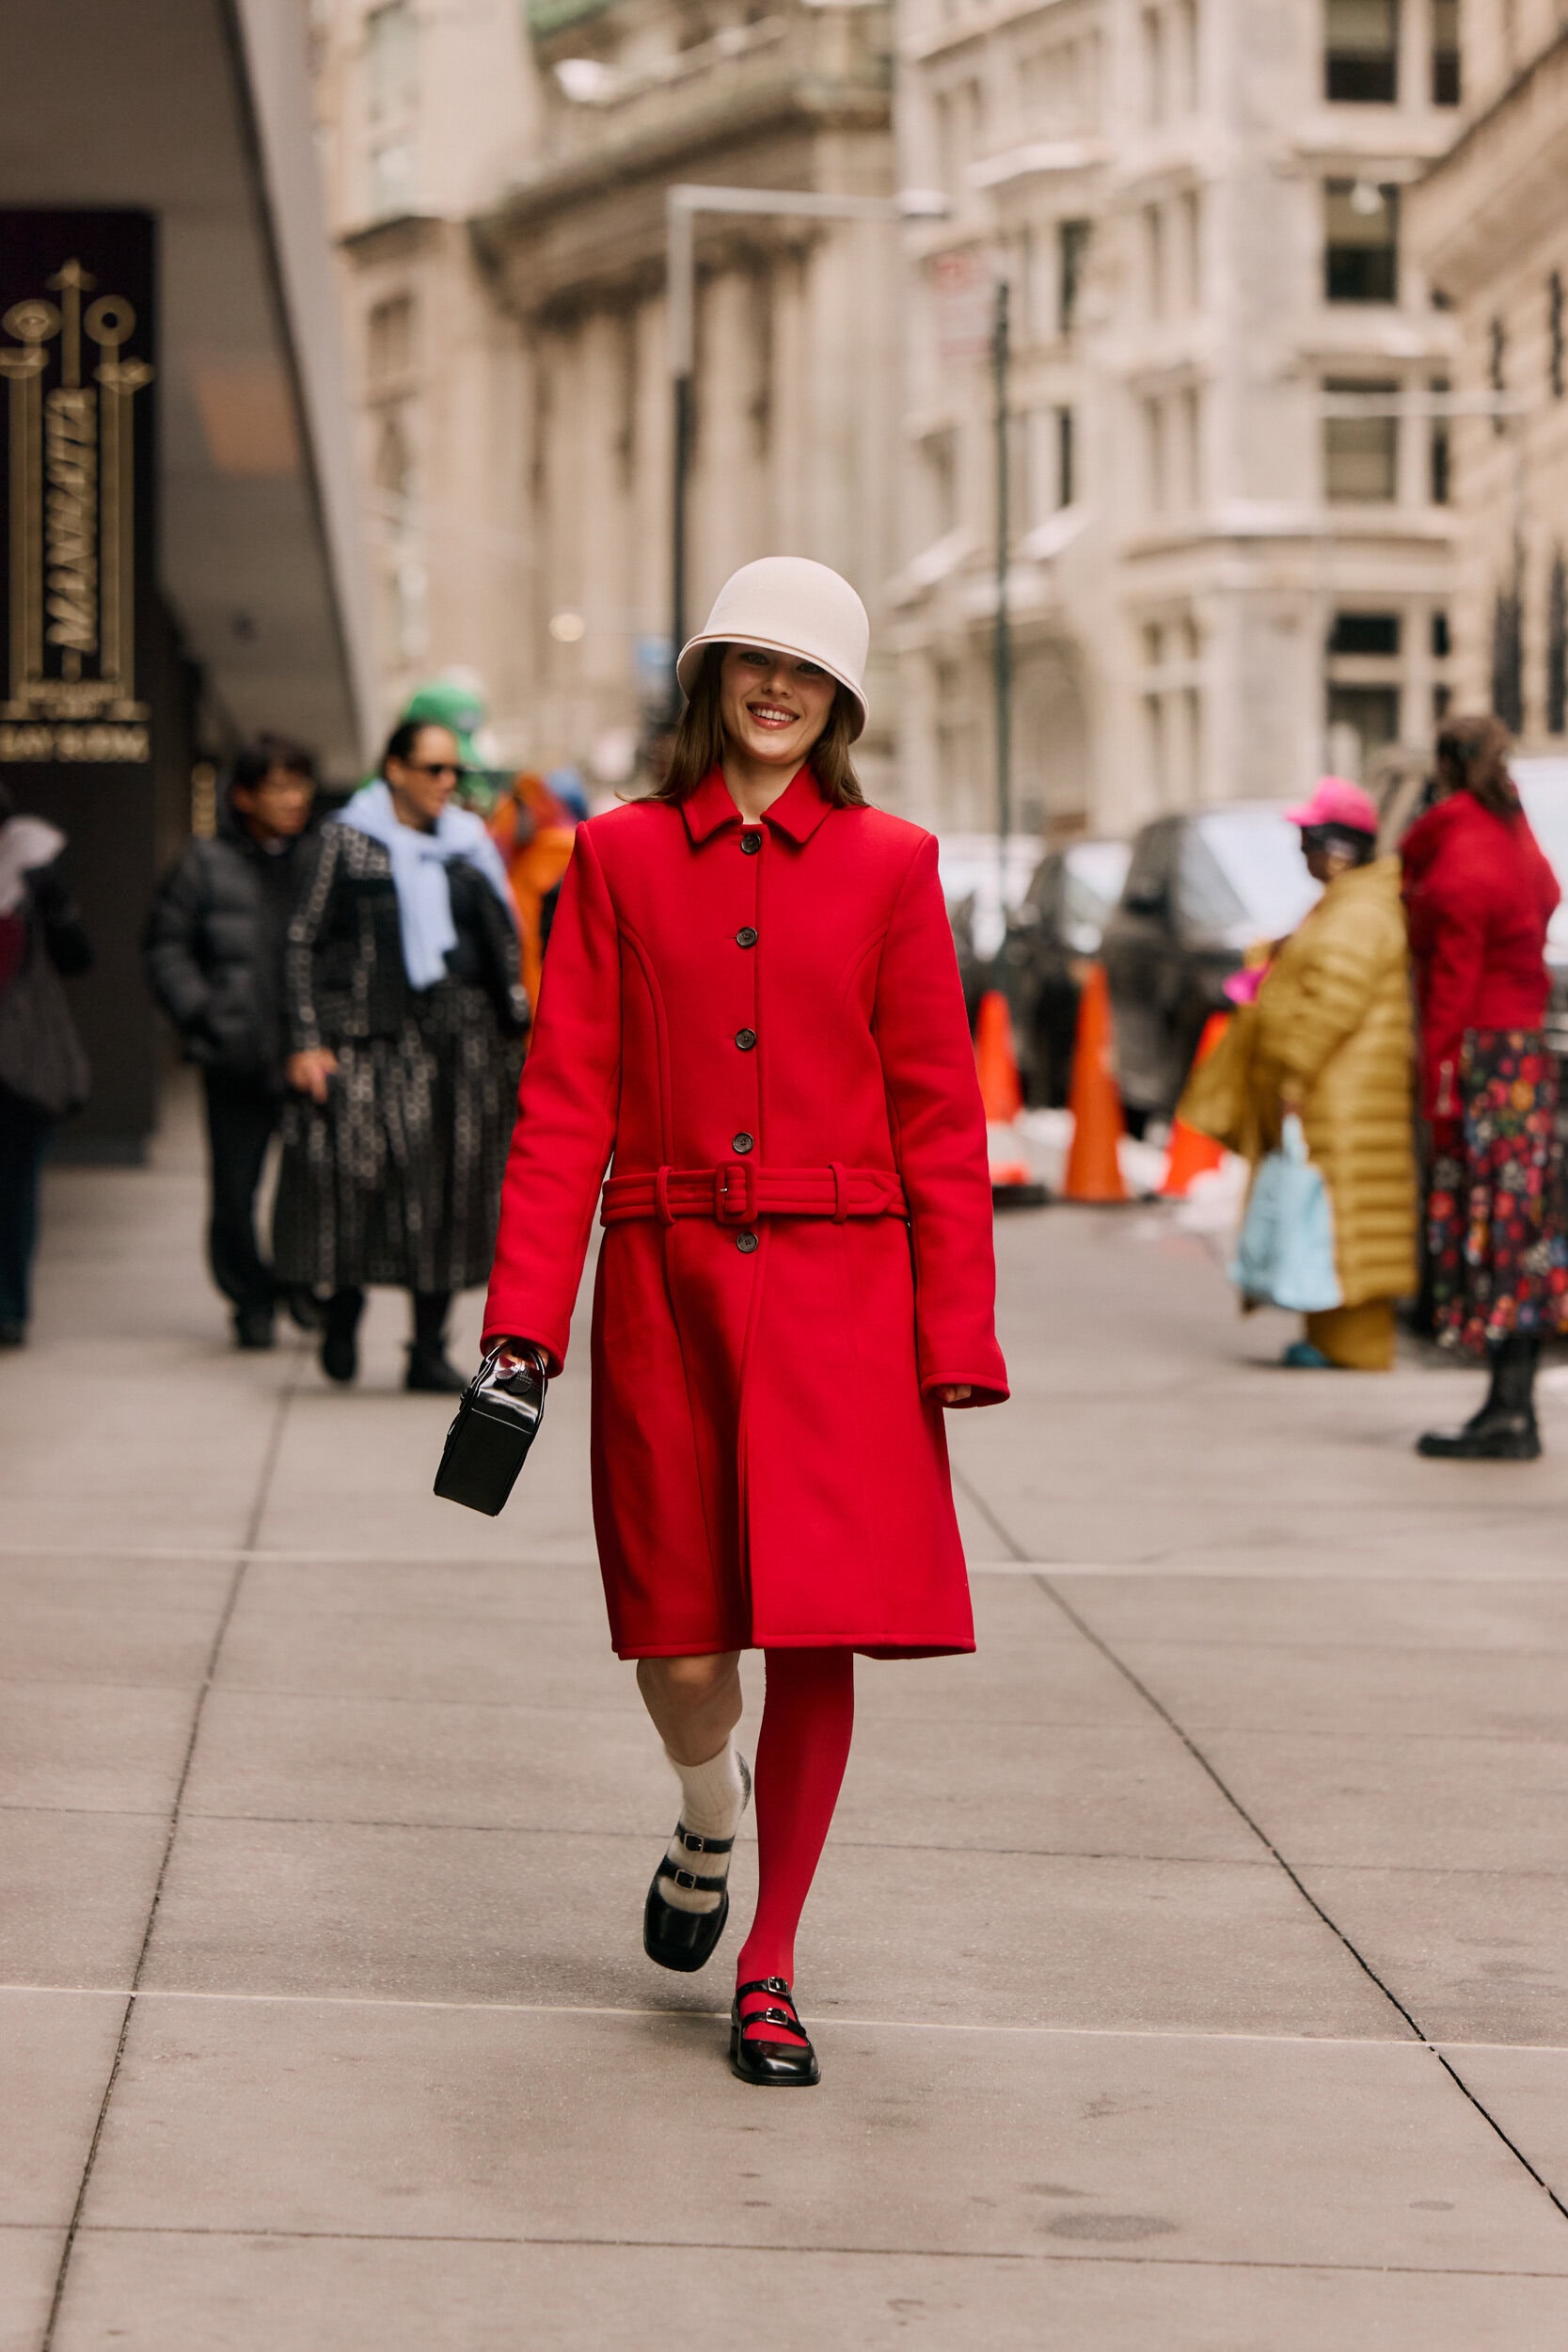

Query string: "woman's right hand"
[286, 1047, 339, 1103]
[493, 1337, 548, 1377]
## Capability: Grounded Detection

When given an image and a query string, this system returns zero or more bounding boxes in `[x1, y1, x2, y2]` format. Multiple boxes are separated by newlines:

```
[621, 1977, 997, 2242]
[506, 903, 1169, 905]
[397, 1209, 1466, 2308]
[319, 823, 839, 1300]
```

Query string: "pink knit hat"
[1284, 775, 1380, 835]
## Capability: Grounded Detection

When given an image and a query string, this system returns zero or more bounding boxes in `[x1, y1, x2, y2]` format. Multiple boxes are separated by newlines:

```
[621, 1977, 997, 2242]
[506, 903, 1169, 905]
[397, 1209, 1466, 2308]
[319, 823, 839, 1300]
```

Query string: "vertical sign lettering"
[0, 212, 154, 764]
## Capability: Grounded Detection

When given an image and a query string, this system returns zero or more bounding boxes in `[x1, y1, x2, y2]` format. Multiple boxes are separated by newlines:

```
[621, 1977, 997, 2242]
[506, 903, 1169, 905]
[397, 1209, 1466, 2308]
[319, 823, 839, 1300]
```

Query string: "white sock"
[657, 1738, 751, 1915]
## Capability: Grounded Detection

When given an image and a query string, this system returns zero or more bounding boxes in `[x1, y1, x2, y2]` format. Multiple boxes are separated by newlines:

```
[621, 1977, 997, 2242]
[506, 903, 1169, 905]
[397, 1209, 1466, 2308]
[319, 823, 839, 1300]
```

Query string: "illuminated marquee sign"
[0, 212, 154, 766]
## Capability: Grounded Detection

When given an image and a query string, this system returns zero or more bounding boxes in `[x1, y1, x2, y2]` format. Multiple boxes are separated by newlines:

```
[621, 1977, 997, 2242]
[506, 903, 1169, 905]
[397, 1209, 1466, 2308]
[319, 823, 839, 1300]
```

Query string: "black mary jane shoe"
[643, 1826, 736, 1973]
[730, 1978, 821, 2088]
[643, 1756, 751, 1975]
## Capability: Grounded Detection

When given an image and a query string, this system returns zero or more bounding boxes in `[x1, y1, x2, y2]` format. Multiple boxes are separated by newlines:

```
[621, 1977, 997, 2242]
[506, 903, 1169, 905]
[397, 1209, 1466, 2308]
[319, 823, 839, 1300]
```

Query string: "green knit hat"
[399, 677, 485, 772]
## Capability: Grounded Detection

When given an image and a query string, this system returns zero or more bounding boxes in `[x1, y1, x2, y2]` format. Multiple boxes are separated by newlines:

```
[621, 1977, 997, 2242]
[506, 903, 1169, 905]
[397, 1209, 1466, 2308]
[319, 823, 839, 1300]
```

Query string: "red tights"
[736, 1648, 855, 2025]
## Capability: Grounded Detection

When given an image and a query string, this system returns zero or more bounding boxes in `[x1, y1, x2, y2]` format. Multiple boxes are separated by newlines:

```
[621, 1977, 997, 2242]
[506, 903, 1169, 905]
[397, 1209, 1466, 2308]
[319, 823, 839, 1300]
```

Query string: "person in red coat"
[1402, 712, 1567, 1457]
[483, 557, 1007, 2084]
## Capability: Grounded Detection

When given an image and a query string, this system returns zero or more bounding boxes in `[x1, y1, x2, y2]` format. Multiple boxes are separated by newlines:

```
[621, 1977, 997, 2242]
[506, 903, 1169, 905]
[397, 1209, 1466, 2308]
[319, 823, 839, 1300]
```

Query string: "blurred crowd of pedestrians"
[5, 685, 1568, 1470]
[1185, 712, 1568, 1455]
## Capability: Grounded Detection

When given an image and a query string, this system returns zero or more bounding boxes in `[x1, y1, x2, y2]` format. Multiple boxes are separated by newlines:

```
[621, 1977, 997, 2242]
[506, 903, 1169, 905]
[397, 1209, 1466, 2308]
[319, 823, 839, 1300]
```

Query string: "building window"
[1432, 611, 1451, 659]
[367, 294, 416, 389]
[1329, 612, 1401, 655]
[1325, 181, 1399, 303]
[1145, 692, 1168, 803]
[1492, 572, 1524, 732]
[1324, 379, 1399, 501]
[1429, 375, 1451, 503]
[1489, 314, 1508, 436]
[1326, 686, 1401, 775]
[1547, 552, 1567, 735]
[1058, 218, 1091, 336]
[1178, 189, 1201, 310]
[1432, 0, 1461, 103]
[1056, 405, 1076, 507]
[1180, 385, 1201, 506]
[1549, 271, 1565, 401]
[1142, 7, 1167, 125]
[366, 0, 418, 217]
[1325, 0, 1399, 103]
[1145, 203, 1165, 319]
[1144, 396, 1167, 512]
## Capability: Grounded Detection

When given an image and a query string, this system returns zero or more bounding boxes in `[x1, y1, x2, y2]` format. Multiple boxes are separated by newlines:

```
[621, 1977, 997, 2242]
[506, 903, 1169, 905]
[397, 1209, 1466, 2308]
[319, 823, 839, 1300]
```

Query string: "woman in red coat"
[483, 558, 1007, 2084]
[1402, 713, 1567, 1457]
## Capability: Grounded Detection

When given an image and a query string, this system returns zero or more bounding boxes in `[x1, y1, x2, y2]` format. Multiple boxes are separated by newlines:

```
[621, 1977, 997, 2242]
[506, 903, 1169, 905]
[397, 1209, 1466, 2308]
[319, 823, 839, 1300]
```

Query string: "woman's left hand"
[938, 1384, 973, 1406]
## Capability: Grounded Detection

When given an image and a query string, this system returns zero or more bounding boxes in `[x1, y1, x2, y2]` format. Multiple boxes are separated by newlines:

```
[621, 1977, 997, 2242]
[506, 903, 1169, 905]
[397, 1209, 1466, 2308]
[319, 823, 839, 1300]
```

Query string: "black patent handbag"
[433, 1343, 548, 1516]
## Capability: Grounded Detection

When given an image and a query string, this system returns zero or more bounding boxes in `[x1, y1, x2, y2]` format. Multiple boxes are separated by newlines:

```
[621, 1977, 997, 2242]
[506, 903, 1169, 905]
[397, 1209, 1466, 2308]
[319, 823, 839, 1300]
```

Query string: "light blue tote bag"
[1230, 1114, 1342, 1314]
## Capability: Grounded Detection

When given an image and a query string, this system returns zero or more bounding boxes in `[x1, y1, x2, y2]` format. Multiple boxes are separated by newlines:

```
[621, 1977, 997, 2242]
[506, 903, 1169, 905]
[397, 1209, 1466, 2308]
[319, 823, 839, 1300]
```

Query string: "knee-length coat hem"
[484, 766, 1007, 1657]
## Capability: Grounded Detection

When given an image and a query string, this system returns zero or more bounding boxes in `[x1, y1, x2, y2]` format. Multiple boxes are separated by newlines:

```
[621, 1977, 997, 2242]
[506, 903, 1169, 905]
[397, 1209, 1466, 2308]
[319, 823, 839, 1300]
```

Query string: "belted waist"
[600, 1161, 908, 1228]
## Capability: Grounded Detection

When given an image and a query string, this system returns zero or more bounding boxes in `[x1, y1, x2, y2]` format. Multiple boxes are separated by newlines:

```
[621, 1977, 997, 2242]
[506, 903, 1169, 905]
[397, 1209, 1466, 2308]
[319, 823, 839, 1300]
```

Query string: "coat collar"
[679, 765, 832, 849]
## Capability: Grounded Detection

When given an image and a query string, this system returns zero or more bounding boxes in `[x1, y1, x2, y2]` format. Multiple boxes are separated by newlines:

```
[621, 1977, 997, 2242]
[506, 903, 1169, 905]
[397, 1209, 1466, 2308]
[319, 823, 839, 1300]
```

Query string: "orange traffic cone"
[1062, 963, 1127, 1202]
[974, 991, 1048, 1206]
[1159, 1014, 1230, 1198]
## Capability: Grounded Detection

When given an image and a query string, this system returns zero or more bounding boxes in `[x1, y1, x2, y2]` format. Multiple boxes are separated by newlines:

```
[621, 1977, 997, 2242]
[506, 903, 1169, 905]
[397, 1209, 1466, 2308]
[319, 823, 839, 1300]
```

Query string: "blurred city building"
[894, 0, 1465, 834]
[0, 0, 372, 1157]
[311, 0, 904, 799]
[1408, 0, 1568, 748]
[309, 0, 537, 766]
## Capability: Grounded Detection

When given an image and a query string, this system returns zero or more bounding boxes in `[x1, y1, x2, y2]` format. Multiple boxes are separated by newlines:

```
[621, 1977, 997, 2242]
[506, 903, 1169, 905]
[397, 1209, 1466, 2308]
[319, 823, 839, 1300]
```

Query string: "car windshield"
[1513, 763, 1568, 954]
[1063, 841, 1131, 930]
[937, 834, 1045, 958]
[1190, 807, 1321, 942]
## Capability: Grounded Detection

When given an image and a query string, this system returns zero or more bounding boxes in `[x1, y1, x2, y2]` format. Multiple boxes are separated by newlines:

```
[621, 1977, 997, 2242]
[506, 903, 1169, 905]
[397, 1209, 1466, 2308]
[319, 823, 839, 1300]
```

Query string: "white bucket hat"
[676, 557, 870, 740]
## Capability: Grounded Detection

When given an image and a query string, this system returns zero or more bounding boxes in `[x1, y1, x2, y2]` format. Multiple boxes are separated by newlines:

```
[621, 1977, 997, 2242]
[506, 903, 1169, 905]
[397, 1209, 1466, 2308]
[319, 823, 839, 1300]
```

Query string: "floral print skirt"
[1428, 1029, 1568, 1357]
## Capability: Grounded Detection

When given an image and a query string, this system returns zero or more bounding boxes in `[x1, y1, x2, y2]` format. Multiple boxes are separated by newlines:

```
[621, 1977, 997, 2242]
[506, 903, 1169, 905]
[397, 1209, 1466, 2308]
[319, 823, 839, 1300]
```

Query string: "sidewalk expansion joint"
[949, 1463, 1568, 2233]
[40, 1371, 298, 2352]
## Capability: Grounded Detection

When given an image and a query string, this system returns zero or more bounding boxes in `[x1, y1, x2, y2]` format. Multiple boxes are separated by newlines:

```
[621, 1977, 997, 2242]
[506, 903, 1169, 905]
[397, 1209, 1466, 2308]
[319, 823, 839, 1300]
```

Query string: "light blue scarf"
[335, 779, 515, 990]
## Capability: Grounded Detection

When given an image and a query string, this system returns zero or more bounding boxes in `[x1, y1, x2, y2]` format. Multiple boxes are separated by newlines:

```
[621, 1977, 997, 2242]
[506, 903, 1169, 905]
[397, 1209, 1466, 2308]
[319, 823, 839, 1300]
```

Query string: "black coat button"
[735, 1028, 756, 1051]
[736, 1230, 759, 1253]
[739, 832, 762, 855]
[736, 926, 758, 947]
[733, 1132, 753, 1153]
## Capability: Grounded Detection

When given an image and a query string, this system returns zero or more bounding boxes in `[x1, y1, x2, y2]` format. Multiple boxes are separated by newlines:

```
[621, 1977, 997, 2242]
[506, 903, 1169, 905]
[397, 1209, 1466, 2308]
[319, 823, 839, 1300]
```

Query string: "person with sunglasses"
[274, 720, 528, 1390]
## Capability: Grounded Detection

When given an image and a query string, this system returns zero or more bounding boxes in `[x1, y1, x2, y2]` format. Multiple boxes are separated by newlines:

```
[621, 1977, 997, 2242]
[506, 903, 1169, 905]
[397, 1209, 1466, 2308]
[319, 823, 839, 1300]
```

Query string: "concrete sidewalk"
[4, 1083, 1568, 2347]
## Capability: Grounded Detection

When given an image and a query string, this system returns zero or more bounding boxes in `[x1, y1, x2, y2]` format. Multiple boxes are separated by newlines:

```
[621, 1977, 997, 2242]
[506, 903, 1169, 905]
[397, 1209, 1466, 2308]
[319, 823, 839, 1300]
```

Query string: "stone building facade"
[1407, 0, 1568, 750]
[309, 0, 538, 763]
[311, 0, 904, 794]
[894, 0, 1466, 837]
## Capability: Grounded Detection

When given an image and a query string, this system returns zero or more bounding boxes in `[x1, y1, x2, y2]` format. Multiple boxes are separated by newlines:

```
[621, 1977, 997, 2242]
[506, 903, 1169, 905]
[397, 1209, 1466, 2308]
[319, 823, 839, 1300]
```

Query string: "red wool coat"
[1402, 792, 1560, 1120]
[483, 765, 1008, 1660]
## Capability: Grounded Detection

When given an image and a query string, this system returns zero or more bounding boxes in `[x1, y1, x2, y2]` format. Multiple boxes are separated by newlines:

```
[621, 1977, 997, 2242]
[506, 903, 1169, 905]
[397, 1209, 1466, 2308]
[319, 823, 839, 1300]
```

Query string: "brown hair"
[654, 644, 865, 807]
[1434, 712, 1519, 816]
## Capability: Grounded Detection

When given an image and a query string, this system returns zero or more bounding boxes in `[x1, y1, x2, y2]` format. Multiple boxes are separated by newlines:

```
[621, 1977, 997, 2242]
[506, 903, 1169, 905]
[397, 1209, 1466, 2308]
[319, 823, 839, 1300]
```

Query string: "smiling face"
[717, 644, 838, 773]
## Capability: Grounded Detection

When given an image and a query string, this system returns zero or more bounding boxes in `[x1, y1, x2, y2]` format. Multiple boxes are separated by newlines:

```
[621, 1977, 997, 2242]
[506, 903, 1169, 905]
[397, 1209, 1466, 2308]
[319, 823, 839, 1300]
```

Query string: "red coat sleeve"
[483, 828, 621, 1367]
[1414, 868, 1485, 1121]
[874, 834, 1008, 1406]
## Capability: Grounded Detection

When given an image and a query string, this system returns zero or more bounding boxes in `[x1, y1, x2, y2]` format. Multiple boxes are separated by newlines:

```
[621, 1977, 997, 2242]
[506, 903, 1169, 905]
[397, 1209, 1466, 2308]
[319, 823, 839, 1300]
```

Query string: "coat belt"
[600, 1162, 908, 1229]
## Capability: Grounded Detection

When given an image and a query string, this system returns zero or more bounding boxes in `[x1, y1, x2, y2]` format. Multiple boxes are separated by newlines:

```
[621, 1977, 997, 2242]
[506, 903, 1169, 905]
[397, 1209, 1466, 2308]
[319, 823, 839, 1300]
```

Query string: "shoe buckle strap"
[660, 1859, 729, 1893]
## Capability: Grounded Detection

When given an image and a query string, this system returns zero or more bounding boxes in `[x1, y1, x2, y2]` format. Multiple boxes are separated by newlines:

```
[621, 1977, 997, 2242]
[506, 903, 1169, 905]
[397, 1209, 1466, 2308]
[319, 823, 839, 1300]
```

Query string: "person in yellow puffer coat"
[1247, 778, 1418, 1370]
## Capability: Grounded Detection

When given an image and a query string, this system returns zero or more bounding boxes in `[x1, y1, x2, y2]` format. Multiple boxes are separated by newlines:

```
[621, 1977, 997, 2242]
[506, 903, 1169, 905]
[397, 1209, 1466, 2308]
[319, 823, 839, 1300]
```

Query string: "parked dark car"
[996, 839, 1130, 1105]
[1101, 803, 1320, 1125]
[936, 834, 1044, 1025]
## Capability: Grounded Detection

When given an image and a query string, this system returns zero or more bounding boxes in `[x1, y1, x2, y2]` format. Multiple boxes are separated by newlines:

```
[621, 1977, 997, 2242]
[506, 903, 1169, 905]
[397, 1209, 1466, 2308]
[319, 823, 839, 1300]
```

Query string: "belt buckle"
[714, 1159, 756, 1224]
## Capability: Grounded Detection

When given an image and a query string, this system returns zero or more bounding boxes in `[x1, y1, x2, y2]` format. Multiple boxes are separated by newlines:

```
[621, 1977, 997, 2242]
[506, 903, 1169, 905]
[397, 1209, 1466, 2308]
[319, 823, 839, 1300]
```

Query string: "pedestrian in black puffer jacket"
[144, 735, 318, 1349]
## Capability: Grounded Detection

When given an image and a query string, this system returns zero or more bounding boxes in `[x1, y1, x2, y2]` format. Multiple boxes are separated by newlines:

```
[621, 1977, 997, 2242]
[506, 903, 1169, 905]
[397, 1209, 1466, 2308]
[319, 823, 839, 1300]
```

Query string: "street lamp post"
[664, 182, 944, 710]
[992, 276, 1012, 873]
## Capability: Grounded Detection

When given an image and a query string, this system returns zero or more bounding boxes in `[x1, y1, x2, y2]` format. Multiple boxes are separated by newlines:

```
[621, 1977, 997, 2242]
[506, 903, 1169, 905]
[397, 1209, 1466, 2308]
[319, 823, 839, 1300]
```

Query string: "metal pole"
[993, 277, 1012, 879]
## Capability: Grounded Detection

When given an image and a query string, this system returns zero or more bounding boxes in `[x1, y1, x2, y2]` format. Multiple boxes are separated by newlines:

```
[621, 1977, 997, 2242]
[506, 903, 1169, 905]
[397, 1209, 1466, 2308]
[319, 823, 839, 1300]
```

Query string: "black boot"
[320, 1286, 365, 1385]
[1418, 1334, 1542, 1460]
[406, 1291, 466, 1392]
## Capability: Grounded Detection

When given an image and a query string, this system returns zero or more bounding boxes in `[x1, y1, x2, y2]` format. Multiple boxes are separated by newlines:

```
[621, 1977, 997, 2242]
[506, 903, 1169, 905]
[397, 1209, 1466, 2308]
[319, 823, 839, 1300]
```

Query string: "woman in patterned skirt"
[1402, 714, 1568, 1458]
[274, 721, 527, 1391]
